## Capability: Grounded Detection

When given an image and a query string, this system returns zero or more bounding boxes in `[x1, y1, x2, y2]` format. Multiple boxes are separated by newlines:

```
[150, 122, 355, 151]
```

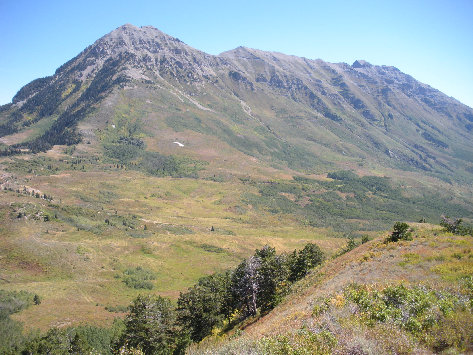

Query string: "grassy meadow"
[1, 144, 472, 333]
[0, 151, 346, 331]
[0, 87, 472, 334]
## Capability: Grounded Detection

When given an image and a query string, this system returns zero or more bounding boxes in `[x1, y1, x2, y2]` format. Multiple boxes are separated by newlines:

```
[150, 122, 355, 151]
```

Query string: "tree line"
[4, 243, 324, 354]
[118, 243, 324, 354]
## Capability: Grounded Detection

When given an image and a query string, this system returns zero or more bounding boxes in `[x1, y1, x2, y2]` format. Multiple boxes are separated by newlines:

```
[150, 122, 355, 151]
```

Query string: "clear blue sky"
[1, 0, 472, 108]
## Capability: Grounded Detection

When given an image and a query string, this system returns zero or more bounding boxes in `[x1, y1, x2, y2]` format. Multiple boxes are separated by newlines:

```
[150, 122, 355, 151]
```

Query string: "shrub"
[340, 283, 473, 352]
[386, 222, 412, 243]
[33, 294, 41, 305]
[105, 305, 128, 313]
[122, 267, 156, 290]
[0, 289, 35, 319]
[258, 328, 337, 355]
[440, 215, 463, 234]
[440, 215, 473, 236]
[0, 317, 26, 354]
[346, 237, 357, 251]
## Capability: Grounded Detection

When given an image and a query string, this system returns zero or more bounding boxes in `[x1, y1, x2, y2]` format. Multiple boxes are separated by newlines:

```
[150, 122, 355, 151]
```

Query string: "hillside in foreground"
[190, 223, 473, 354]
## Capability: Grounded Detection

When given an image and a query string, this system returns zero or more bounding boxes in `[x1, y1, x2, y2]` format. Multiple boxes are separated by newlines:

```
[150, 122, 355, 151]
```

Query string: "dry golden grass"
[228, 224, 473, 339]
[0, 161, 344, 331]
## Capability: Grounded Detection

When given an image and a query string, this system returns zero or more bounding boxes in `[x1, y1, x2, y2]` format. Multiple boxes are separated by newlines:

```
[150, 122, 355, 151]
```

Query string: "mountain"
[1, 25, 473, 342]
[1, 24, 473, 180]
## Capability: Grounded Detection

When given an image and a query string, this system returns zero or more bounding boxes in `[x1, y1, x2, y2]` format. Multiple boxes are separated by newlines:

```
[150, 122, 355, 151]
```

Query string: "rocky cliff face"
[1, 24, 472, 179]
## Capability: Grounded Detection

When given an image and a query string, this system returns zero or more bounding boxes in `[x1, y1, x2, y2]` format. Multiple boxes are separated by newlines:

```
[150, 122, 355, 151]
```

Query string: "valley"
[0, 23, 472, 354]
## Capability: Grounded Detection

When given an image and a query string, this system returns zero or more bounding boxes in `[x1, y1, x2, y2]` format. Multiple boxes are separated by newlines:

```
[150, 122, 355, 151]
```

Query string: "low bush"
[325, 283, 473, 352]
[122, 267, 156, 290]
[441, 215, 473, 236]
[258, 328, 337, 355]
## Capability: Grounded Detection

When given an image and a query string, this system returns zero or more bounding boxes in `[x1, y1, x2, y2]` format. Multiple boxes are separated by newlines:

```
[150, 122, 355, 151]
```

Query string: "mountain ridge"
[1, 24, 473, 182]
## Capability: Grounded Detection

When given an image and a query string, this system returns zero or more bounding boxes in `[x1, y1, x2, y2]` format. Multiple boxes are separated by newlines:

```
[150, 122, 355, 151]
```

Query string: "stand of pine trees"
[2, 243, 324, 355]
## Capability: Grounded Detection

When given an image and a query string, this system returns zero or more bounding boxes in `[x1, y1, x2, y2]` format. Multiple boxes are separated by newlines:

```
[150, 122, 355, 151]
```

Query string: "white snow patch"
[240, 99, 253, 118]
[173, 141, 184, 147]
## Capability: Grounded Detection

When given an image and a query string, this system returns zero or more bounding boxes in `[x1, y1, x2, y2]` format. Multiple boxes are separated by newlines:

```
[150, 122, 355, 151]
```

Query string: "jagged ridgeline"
[0, 24, 472, 180]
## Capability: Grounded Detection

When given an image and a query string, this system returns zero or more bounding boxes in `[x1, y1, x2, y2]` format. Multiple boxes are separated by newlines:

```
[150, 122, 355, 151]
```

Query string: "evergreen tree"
[289, 243, 324, 282]
[386, 222, 412, 242]
[69, 332, 91, 354]
[118, 295, 178, 355]
[23, 328, 70, 354]
[177, 272, 232, 342]
[254, 246, 288, 313]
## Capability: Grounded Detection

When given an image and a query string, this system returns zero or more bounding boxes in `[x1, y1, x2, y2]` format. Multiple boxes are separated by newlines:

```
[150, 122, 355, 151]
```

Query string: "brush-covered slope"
[1, 24, 473, 181]
[190, 224, 473, 354]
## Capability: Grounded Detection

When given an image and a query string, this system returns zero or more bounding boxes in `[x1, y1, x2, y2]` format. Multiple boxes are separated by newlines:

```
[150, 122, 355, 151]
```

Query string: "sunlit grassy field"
[0, 154, 347, 330]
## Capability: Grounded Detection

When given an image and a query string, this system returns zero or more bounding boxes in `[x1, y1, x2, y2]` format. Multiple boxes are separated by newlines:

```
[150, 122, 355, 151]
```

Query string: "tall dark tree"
[118, 295, 178, 355]
[288, 243, 324, 282]
[254, 245, 289, 313]
[177, 272, 232, 342]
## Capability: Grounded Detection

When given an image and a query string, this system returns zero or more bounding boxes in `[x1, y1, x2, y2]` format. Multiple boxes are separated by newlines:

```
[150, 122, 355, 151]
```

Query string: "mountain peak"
[3, 24, 473, 179]
[75, 23, 193, 69]
[102, 23, 176, 46]
[352, 59, 372, 68]
[116, 23, 139, 30]
[219, 46, 256, 58]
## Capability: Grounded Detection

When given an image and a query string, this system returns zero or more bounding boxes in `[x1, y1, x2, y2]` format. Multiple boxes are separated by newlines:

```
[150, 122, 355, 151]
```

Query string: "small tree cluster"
[287, 243, 325, 282]
[440, 215, 473, 236]
[440, 215, 463, 234]
[176, 243, 323, 344]
[122, 267, 156, 290]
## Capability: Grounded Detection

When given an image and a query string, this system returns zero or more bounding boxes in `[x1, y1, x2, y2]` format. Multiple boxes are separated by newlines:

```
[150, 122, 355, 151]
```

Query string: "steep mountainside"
[1, 24, 473, 181]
